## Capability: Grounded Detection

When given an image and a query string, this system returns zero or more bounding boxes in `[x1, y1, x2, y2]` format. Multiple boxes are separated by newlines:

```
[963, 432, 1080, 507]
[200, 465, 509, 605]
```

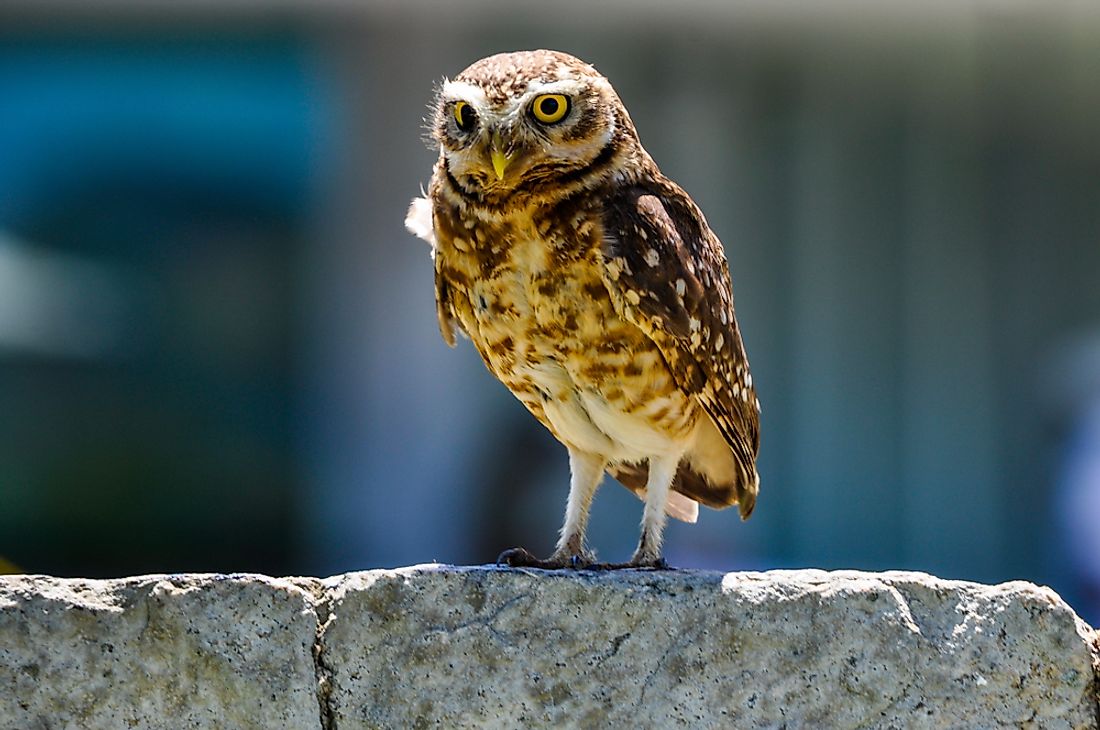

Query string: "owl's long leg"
[628, 452, 682, 567]
[552, 448, 606, 561]
[497, 449, 605, 569]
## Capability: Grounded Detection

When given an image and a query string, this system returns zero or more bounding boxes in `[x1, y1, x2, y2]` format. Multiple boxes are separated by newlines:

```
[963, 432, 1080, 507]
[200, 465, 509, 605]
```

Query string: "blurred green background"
[1, 2, 1099, 624]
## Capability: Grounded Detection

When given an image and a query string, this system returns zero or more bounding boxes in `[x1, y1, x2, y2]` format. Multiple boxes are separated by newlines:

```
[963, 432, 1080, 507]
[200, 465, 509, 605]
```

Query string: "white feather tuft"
[405, 196, 436, 250]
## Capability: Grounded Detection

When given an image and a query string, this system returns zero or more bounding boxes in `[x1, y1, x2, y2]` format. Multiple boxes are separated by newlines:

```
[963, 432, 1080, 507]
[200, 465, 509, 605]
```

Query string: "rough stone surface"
[2, 567, 1098, 729]
[322, 567, 1099, 729]
[0, 573, 322, 730]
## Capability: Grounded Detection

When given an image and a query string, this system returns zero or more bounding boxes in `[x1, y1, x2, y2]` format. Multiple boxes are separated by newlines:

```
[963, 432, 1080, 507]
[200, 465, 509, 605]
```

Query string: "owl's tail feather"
[609, 463, 699, 523]
[735, 469, 759, 520]
[609, 410, 759, 521]
[611, 461, 755, 522]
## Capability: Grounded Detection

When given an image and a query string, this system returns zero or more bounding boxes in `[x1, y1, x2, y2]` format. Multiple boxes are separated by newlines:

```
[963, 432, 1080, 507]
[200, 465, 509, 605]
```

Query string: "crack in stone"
[306, 582, 337, 730]
[637, 626, 700, 708]
[423, 592, 534, 644]
[883, 584, 922, 636]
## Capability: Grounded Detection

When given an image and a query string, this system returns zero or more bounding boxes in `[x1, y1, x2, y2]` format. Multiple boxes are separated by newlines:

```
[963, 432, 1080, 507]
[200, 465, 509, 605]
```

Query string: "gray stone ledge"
[2, 566, 1098, 729]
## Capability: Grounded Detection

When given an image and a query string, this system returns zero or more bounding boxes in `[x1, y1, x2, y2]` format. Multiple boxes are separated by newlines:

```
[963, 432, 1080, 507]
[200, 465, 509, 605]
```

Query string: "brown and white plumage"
[405, 50, 759, 568]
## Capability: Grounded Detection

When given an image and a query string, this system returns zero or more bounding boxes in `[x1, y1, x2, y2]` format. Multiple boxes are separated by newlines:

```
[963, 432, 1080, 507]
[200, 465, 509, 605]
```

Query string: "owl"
[405, 50, 759, 569]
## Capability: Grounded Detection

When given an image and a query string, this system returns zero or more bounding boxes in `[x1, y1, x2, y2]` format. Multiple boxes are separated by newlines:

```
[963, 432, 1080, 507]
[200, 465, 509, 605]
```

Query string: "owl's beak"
[490, 147, 514, 181]
[489, 133, 514, 181]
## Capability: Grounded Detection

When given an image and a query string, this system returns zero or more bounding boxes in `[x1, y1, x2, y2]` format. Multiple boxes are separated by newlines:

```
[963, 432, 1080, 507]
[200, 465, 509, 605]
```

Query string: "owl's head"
[429, 50, 634, 195]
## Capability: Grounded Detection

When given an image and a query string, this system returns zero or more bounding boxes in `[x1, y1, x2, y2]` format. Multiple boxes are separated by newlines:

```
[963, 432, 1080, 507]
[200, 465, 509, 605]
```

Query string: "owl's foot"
[496, 547, 595, 569]
[630, 556, 671, 570]
[589, 556, 672, 571]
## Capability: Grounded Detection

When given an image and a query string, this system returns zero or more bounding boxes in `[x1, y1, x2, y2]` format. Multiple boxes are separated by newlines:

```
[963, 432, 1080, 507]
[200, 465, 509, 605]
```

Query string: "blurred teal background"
[1, 2, 1099, 623]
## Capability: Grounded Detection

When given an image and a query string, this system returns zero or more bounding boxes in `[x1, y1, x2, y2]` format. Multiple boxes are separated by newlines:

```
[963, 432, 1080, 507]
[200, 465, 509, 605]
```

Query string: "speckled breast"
[438, 214, 698, 459]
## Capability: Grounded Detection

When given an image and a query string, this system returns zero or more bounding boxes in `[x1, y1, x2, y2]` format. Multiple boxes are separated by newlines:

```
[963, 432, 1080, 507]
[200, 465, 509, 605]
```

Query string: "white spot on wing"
[644, 248, 660, 267]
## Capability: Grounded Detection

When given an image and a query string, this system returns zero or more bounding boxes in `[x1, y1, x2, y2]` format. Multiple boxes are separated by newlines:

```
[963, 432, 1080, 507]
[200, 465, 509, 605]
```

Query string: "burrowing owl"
[405, 50, 759, 568]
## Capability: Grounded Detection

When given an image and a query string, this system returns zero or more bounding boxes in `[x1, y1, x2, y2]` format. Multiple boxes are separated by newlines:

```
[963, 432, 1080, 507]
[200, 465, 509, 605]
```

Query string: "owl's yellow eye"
[453, 101, 476, 131]
[531, 94, 570, 124]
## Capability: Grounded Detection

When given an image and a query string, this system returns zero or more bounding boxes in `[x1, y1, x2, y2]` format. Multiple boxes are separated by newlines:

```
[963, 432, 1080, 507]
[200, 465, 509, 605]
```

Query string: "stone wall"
[2, 567, 1097, 728]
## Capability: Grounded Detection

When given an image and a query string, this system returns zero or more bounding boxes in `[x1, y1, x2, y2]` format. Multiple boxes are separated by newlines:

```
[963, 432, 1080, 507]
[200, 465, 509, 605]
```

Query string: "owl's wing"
[599, 183, 760, 516]
[406, 194, 463, 347]
[433, 258, 461, 348]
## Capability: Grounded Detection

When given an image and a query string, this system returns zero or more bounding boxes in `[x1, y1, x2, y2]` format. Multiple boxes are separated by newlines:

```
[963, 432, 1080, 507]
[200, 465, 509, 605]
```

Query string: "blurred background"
[1, 1, 1098, 622]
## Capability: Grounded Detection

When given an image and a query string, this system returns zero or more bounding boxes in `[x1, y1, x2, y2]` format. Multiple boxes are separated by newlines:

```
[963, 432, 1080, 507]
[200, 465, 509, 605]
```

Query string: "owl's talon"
[496, 547, 541, 567]
[497, 547, 596, 569]
[568, 551, 597, 569]
[630, 555, 672, 570]
[587, 556, 673, 571]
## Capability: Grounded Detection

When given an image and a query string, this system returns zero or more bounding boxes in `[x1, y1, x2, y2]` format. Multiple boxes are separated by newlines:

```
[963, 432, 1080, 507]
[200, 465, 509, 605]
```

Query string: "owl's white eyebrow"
[525, 79, 586, 97]
[440, 80, 488, 107]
